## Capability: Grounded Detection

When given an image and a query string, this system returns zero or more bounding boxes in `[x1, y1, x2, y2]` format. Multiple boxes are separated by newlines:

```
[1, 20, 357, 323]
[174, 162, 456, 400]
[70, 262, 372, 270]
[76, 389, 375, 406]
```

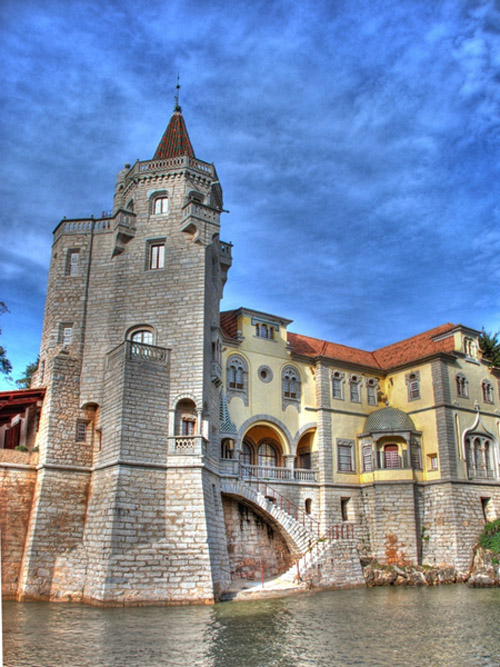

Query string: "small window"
[337, 439, 354, 472]
[428, 453, 438, 470]
[349, 375, 361, 403]
[60, 324, 73, 346]
[66, 250, 80, 276]
[76, 421, 87, 442]
[149, 243, 165, 270]
[154, 196, 168, 215]
[332, 371, 345, 400]
[228, 356, 246, 390]
[482, 381, 494, 403]
[464, 337, 476, 358]
[406, 371, 420, 401]
[456, 374, 469, 398]
[362, 444, 373, 472]
[341, 497, 351, 522]
[181, 419, 195, 436]
[256, 323, 274, 339]
[305, 498, 312, 515]
[366, 378, 378, 406]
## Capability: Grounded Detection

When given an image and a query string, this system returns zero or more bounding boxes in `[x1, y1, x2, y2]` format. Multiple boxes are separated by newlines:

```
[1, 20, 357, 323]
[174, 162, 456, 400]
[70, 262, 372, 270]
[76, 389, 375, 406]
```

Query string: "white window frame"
[154, 196, 169, 215]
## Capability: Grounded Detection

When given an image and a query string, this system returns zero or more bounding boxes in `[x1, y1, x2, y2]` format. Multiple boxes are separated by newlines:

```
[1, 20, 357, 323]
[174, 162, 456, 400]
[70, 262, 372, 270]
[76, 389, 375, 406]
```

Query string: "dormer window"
[464, 337, 476, 359]
[154, 196, 169, 215]
[256, 323, 274, 339]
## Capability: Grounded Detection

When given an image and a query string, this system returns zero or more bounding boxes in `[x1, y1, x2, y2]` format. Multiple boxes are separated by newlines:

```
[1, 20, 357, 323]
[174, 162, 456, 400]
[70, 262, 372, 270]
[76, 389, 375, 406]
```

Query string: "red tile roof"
[220, 310, 239, 339]
[372, 323, 457, 369]
[153, 110, 195, 160]
[220, 309, 459, 372]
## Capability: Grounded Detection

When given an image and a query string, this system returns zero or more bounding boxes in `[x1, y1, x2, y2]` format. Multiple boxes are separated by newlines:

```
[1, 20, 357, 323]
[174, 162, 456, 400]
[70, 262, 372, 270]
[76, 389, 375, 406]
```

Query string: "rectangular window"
[428, 454, 438, 470]
[149, 243, 165, 270]
[332, 379, 343, 399]
[59, 323, 73, 346]
[154, 197, 169, 215]
[341, 497, 351, 522]
[67, 250, 80, 276]
[181, 419, 195, 436]
[76, 421, 87, 442]
[362, 445, 373, 472]
[350, 382, 360, 403]
[337, 440, 354, 472]
[367, 384, 377, 405]
[409, 380, 420, 400]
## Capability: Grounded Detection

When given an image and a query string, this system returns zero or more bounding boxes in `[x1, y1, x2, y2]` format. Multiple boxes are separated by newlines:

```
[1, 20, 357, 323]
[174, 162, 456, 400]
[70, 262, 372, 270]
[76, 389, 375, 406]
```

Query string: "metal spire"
[174, 74, 181, 112]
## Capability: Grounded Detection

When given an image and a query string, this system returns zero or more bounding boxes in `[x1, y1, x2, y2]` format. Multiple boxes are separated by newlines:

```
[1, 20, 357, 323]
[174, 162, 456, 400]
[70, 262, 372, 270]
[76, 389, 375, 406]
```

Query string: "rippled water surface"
[3, 586, 500, 666]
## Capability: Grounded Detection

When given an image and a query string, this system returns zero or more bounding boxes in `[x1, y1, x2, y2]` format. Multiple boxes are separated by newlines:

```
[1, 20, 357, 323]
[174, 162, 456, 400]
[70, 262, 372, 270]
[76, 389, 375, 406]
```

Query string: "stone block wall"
[222, 496, 293, 580]
[18, 468, 90, 600]
[361, 482, 418, 564]
[0, 465, 37, 598]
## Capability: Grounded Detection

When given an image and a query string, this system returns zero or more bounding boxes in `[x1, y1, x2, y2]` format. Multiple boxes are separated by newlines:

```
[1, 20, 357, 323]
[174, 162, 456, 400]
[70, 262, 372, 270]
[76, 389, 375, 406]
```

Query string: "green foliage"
[16, 357, 39, 389]
[14, 445, 28, 452]
[478, 517, 500, 554]
[479, 329, 500, 367]
[0, 301, 12, 375]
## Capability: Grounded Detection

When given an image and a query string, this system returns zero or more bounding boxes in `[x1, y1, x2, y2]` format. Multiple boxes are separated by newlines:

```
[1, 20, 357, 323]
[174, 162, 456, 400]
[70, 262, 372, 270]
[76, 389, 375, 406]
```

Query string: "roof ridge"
[373, 322, 456, 354]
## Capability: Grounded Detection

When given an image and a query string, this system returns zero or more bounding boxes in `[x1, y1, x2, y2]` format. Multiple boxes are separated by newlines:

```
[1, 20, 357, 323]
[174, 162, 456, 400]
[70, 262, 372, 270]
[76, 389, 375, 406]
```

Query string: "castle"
[1, 103, 499, 605]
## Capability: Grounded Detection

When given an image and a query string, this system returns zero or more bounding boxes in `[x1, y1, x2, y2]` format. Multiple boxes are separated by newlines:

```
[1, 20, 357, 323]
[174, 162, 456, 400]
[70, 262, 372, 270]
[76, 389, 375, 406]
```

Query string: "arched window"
[282, 366, 300, 400]
[456, 373, 469, 398]
[255, 323, 274, 339]
[466, 435, 495, 479]
[226, 355, 248, 405]
[464, 337, 476, 358]
[305, 498, 312, 515]
[130, 329, 154, 345]
[482, 380, 494, 403]
[175, 399, 197, 437]
[282, 366, 301, 410]
[258, 441, 278, 468]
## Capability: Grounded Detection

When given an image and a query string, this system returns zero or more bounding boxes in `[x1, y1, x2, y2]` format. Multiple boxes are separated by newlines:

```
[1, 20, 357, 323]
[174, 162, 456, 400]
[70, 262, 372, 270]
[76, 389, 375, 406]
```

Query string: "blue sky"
[1, 0, 499, 390]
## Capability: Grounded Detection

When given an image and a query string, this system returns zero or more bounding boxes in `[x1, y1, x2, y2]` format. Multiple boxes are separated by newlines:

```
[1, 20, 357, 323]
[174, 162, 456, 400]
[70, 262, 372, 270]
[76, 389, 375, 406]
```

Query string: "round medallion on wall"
[258, 365, 273, 383]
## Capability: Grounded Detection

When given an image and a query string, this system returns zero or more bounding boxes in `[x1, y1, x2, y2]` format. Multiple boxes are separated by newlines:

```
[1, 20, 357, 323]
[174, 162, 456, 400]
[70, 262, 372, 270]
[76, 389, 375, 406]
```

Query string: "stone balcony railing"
[467, 465, 496, 480]
[133, 155, 215, 177]
[167, 436, 207, 456]
[0, 449, 39, 467]
[240, 464, 318, 483]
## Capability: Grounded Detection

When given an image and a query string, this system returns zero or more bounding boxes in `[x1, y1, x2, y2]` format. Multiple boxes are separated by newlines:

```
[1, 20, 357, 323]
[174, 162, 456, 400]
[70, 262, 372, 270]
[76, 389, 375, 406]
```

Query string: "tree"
[16, 357, 39, 389]
[0, 301, 12, 376]
[479, 328, 500, 367]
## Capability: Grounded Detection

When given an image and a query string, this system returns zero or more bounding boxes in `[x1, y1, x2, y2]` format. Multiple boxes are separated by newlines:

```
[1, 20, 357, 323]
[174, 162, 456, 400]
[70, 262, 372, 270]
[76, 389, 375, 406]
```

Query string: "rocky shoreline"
[362, 547, 500, 588]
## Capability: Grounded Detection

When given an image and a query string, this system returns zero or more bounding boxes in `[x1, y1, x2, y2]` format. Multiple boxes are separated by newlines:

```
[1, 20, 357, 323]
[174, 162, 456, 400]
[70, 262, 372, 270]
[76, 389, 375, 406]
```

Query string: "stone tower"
[18, 102, 233, 604]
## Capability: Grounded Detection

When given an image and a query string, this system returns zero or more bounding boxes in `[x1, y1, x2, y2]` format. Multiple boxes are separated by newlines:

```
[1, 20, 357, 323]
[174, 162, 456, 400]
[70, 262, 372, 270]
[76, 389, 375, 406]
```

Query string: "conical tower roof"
[153, 106, 195, 160]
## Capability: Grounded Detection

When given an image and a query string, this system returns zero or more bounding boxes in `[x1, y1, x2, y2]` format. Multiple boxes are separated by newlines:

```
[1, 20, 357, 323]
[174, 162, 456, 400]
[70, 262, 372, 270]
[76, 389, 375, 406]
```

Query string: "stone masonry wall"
[0, 465, 37, 598]
[361, 482, 418, 564]
[18, 468, 90, 600]
[418, 481, 500, 571]
[222, 496, 293, 580]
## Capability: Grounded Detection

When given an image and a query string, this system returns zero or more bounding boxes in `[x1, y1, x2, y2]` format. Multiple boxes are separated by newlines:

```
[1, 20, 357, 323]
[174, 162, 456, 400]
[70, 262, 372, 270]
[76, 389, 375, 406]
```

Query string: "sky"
[1, 0, 499, 390]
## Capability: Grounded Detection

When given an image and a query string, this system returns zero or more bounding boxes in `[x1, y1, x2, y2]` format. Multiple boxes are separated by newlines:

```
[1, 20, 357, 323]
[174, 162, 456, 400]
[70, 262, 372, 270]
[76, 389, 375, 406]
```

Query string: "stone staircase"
[220, 478, 318, 556]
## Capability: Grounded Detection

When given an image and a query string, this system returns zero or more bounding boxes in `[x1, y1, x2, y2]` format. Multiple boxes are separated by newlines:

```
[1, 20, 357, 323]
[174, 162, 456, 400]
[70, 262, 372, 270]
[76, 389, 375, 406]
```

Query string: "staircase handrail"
[239, 464, 320, 538]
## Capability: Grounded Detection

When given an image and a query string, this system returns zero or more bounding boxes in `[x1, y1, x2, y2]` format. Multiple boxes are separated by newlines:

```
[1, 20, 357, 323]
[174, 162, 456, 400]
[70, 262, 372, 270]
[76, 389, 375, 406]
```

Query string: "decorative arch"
[237, 415, 293, 456]
[292, 423, 318, 452]
[281, 364, 301, 411]
[226, 353, 249, 406]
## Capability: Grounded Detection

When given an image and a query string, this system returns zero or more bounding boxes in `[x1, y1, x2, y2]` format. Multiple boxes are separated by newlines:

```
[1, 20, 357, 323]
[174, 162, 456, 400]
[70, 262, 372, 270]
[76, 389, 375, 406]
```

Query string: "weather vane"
[174, 73, 181, 111]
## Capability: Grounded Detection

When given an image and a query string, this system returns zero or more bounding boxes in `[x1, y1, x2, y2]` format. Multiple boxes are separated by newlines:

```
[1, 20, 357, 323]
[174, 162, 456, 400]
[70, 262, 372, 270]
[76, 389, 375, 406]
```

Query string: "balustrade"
[167, 436, 207, 456]
[240, 464, 317, 482]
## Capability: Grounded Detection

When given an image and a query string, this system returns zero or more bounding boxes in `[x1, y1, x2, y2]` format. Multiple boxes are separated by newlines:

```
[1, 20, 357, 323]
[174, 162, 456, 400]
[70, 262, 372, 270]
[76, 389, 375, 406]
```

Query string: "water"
[3, 586, 500, 666]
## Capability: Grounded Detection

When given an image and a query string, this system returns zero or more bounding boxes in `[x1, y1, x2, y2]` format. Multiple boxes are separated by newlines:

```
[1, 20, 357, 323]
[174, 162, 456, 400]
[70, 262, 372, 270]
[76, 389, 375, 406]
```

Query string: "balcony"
[167, 436, 207, 457]
[241, 464, 318, 483]
[467, 465, 496, 480]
